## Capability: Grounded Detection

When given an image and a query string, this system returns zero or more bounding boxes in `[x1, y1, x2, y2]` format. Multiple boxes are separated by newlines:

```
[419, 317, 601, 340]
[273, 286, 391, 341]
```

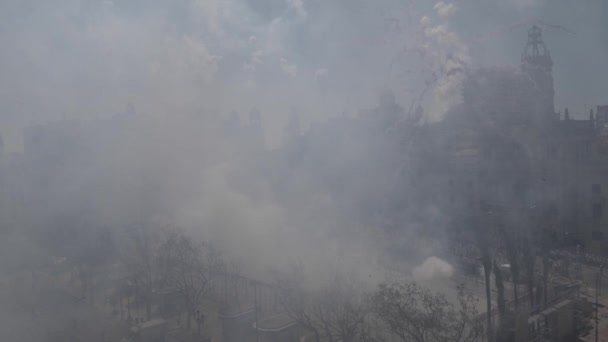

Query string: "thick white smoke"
[413, 256, 455, 282]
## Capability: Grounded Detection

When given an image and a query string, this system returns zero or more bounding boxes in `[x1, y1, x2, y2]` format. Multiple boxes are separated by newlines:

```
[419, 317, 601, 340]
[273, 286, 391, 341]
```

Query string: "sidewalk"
[580, 286, 608, 342]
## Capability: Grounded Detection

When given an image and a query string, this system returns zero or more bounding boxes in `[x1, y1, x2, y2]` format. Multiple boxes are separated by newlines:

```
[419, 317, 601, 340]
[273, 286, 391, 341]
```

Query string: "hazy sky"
[0, 0, 606, 151]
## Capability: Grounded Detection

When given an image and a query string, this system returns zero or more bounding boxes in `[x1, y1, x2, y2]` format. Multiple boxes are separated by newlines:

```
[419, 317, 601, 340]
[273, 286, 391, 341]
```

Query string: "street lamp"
[251, 280, 259, 342]
[599, 264, 605, 296]
[194, 308, 205, 336]
[596, 272, 600, 342]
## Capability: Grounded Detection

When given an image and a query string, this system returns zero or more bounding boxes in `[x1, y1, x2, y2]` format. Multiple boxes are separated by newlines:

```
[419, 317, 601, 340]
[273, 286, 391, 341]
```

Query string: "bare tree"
[371, 281, 482, 342]
[277, 271, 323, 342]
[70, 229, 114, 304]
[157, 230, 223, 329]
[121, 224, 163, 320]
[277, 267, 373, 342]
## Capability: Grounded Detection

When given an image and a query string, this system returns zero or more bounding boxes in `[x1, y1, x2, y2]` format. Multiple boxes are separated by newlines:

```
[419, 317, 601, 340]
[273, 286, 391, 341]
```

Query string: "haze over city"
[0, 1, 607, 341]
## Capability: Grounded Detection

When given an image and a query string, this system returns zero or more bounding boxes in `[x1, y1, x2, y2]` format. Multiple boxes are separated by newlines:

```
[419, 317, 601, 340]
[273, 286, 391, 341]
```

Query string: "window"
[593, 203, 603, 220]
[592, 183, 601, 196]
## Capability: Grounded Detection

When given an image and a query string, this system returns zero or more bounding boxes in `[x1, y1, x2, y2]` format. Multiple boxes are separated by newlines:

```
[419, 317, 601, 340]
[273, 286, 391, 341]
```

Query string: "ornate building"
[439, 26, 608, 255]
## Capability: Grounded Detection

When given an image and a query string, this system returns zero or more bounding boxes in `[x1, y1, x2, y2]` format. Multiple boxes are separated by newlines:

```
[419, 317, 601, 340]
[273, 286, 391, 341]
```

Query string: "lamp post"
[595, 272, 599, 342]
[596, 265, 606, 342]
[253, 280, 259, 342]
[600, 264, 605, 297]
[194, 307, 205, 336]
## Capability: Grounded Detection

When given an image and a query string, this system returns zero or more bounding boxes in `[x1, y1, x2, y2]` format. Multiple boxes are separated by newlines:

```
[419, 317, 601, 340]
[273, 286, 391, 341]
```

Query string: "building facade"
[437, 26, 608, 255]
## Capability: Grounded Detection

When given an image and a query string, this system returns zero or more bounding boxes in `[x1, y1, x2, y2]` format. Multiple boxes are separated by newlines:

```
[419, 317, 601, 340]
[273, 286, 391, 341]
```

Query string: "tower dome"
[521, 25, 553, 68]
[521, 25, 555, 119]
